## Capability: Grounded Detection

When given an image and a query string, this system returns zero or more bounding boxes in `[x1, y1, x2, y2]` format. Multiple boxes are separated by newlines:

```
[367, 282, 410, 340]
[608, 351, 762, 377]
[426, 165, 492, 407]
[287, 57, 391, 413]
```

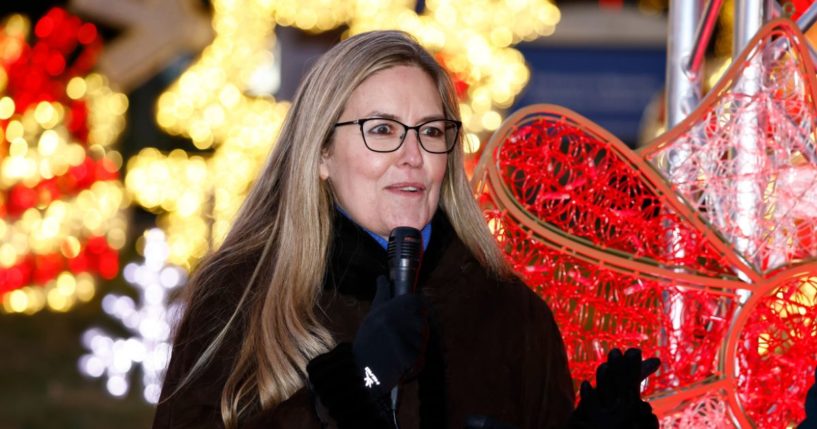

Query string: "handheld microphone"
[387, 227, 423, 297]
[386, 226, 423, 426]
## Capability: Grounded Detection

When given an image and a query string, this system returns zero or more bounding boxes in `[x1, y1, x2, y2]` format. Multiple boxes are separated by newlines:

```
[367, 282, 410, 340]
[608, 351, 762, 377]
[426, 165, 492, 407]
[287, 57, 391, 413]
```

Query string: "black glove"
[465, 415, 519, 429]
[800, 366, 817, 429]
[353, 275, 429, 398]
[568, 348, 660, 429]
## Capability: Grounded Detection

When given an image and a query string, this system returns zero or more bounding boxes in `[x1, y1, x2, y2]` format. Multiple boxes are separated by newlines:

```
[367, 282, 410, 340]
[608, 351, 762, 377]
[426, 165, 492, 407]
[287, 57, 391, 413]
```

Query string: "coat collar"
[325, 209, 456, 301]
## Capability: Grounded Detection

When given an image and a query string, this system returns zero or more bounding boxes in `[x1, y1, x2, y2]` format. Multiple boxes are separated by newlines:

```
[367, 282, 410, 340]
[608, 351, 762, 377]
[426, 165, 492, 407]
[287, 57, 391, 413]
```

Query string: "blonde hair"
[171, 30, 511, 427]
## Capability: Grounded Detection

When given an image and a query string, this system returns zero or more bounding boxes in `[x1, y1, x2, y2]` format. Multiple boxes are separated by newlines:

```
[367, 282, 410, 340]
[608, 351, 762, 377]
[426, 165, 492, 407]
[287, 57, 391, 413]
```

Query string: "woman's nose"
[398, 129, 424, 166]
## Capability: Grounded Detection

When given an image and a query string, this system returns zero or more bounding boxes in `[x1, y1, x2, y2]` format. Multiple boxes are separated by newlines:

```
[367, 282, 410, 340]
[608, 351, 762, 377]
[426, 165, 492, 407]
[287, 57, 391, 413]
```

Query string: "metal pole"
[688, 0, 726, 78]
[729, 4, 770, 414]
[733, 0, 764, 264]
[734, 1, 765, 54]
[769, 1, 817, 65]
[768, 0, 817, 29]
[666, 0, 703, 128]
[663, 0, 703, 388]
[797, 0, 817, 29]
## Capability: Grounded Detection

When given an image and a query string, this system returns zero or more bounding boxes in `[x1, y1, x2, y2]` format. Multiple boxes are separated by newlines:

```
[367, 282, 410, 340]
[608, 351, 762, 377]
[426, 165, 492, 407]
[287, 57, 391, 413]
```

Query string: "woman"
[153, 30, 648, 428]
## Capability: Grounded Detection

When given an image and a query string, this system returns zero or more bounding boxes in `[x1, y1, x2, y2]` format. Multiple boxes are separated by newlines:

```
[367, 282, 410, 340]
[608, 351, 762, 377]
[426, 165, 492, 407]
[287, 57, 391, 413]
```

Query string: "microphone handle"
[390, 260, 414, 427]
[387, 226, 422, 429]
[391, 258, 419, 296]
[389, 258, 417, 428]
[390, 388, 400, 427]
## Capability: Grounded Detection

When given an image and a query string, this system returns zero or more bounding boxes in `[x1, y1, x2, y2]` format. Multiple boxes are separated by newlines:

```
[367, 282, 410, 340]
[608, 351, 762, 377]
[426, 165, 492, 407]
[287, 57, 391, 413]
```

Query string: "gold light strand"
[1, 74, 125, 188]
[347, 0, 559, 135]
[2, 271, 97, 314]
[126, 148, 211, 263]
[0, 181, 127, 262]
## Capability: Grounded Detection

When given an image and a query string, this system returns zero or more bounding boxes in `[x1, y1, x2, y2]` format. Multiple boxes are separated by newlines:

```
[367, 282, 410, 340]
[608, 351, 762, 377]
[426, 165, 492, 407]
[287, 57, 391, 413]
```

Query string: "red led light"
[475, 19, 817, 428]
[0, 8, 118, 307]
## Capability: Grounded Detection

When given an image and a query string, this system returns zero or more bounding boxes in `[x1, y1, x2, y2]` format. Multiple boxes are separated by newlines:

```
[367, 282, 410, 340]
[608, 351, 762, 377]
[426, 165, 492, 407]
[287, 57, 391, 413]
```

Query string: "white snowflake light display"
[78, 228, 187, 403]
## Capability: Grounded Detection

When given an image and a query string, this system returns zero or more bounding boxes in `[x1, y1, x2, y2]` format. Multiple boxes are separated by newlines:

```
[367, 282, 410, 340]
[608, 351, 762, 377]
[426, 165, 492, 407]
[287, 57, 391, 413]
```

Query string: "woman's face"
[320, 65, 449, 238]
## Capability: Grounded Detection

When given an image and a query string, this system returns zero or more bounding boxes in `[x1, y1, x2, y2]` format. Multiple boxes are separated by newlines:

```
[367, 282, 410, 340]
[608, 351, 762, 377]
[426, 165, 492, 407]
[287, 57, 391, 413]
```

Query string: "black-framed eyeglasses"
[334, 117, 461, 154]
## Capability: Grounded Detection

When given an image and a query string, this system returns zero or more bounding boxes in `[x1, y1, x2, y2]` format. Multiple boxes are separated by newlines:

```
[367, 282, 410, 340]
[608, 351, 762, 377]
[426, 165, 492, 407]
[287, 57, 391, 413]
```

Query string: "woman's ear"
[319, 150, 331, 181]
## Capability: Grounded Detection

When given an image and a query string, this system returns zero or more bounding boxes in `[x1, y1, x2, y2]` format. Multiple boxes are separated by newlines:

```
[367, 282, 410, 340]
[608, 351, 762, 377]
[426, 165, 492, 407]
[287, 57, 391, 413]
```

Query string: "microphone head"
[387, 227, 423, 296]
[387, 227, 423, 262]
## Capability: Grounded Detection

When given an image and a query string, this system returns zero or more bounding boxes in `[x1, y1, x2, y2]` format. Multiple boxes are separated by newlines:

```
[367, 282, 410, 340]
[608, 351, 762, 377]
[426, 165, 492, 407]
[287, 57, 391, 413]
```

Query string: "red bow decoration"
[474, 19, 817, 428]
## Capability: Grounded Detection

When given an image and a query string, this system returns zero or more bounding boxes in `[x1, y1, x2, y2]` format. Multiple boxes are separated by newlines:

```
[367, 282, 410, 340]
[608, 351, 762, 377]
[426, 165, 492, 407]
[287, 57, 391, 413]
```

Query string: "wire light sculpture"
[473, 19, 817, 428]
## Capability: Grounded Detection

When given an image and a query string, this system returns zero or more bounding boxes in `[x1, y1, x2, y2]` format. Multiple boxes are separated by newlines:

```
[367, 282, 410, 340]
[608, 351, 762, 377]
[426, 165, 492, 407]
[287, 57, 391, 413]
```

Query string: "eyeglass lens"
[361, 118, 457, 153]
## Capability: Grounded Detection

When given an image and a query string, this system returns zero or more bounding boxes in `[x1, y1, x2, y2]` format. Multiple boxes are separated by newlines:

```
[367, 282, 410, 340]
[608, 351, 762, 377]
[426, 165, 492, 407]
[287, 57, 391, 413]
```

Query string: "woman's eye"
[367, 123, 394, 135]
[421, 126, 444, 137]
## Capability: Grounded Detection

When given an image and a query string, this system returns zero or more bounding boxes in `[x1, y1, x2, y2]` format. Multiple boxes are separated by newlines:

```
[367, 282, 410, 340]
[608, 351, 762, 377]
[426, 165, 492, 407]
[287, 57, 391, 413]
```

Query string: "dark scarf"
[325, 209, 455, 300]
[324, 209, 453, 428]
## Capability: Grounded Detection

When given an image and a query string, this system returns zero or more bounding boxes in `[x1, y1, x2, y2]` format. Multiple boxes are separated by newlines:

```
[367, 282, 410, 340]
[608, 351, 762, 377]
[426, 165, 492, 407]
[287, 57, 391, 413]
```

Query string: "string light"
[127, 0, 560, 267]
[474, 19, 817, 427]
[0, 9, 127, 314]
[78, 228, 186, 403]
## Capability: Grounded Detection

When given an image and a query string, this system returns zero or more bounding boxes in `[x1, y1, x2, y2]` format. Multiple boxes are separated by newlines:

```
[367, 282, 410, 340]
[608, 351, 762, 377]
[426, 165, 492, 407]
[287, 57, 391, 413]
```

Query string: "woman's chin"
[385, 216, 428, 232]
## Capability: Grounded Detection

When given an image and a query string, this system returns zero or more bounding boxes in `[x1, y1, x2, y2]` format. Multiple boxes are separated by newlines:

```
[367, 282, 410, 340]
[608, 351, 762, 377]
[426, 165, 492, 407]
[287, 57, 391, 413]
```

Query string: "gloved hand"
[465, 415, 519, 429]
[800, 366, 817, 429]
[568, 348, 661, 429]
[353, 275, 429, 398]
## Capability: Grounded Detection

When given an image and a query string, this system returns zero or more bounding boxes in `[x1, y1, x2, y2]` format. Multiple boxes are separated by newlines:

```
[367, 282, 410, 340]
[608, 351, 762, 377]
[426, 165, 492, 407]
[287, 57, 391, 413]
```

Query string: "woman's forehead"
[341, 65, 444, 120]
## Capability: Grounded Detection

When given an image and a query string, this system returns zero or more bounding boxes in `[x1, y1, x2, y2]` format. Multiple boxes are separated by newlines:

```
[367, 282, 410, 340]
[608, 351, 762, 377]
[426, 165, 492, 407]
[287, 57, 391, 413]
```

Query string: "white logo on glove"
[363, 366, 380, 388]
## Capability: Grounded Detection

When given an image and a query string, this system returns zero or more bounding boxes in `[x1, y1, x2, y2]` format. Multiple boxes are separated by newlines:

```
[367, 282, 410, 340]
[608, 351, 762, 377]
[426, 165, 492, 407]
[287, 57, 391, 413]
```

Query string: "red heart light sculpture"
[473, 19, 817, 428]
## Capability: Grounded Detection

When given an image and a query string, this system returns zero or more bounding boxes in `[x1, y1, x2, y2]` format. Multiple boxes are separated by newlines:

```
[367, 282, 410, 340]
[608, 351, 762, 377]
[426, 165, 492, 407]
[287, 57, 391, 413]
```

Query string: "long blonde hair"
[171, 30, 511, 427]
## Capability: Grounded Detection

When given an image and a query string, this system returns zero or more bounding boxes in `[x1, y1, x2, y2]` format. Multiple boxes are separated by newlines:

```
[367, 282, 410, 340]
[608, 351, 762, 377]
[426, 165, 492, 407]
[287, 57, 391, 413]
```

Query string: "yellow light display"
[127, 0, 560, 267]
[2, 271, 96, 315]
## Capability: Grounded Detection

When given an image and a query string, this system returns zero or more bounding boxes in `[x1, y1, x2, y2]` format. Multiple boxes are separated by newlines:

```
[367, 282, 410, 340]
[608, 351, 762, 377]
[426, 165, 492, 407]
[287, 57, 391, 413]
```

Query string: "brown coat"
[153, 211, 575, 428]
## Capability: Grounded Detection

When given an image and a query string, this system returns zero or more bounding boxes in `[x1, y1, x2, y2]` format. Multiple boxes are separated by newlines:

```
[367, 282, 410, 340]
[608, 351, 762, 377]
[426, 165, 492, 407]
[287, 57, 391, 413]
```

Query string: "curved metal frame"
[472, 18, 817, 428]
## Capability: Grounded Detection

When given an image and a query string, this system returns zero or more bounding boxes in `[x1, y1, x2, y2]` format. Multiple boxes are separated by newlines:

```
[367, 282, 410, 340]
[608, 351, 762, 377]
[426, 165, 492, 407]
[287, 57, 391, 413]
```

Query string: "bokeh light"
[127, 0, 561, 267]
[0, 9, 128, 315]
[79, 228, 186, 404]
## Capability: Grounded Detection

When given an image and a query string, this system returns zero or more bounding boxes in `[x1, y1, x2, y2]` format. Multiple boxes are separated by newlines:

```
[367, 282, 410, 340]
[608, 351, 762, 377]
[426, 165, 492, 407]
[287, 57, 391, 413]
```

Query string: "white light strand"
[78, 228, 186, 403]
